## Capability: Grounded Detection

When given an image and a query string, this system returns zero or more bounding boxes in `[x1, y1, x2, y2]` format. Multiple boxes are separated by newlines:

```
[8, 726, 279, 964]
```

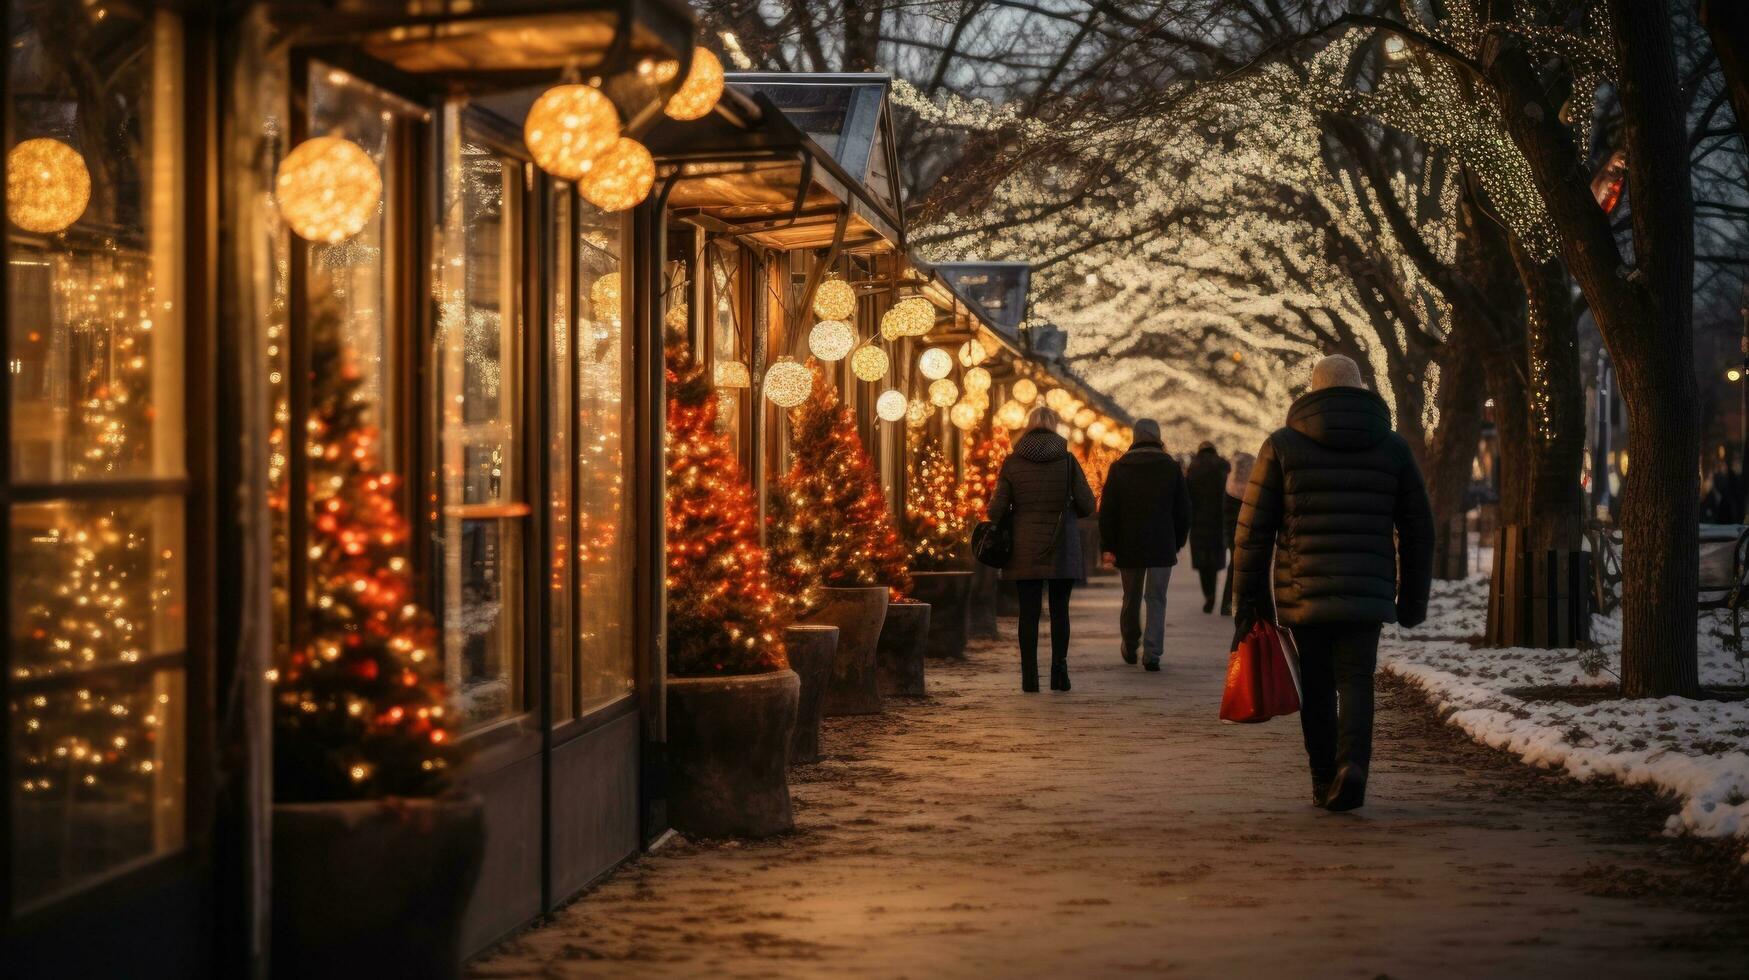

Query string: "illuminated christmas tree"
[905, 431, 970, 571]
[664, 327, 788, 676]
[769, 362, 912, 615]
[273, 297, 456, 801]
[961, 422, 1010, 524]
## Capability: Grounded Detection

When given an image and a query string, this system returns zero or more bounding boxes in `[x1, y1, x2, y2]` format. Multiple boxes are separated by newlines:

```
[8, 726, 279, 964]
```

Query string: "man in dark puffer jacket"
[1231, 355, 1435, 812]
[1098, 419, 1191, 672]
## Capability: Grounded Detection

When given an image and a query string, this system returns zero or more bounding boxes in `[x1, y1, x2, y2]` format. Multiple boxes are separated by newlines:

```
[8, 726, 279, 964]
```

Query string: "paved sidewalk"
[473, 572, 1749, 979]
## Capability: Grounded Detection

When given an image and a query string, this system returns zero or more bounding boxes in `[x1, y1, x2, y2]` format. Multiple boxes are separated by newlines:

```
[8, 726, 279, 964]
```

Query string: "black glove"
[1231, 606, 1257, 651]
[1397, 602, 1427, 629]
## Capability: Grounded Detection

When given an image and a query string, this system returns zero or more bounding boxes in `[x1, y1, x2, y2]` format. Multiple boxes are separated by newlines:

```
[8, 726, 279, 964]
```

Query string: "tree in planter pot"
[664, 328, 800, 835]
[905, 431, 974, 661]
[769, 362, 911, 713]
[271, 298, 481, 980]
[962, 423, 1011, 636]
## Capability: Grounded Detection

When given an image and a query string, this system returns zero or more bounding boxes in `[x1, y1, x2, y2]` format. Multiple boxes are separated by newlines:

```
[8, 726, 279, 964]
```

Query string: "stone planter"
[910, 569, 973, 659]
[666, 669, 799, 838]
[875, 600, 932, 696]
[273, 795, 485, 980]
[969, 563, 1001, 639]
[805, 585, 890, 716]
[784, 624, 838, 764]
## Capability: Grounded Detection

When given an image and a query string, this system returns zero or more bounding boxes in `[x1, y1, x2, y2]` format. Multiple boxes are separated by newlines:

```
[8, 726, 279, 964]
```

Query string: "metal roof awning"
[929, 261, 1033, 338]
[641, 82, 905, 253]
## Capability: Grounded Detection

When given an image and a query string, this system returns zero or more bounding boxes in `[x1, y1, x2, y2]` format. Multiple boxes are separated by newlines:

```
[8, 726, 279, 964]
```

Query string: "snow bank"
[1380, 576, 1749, 861]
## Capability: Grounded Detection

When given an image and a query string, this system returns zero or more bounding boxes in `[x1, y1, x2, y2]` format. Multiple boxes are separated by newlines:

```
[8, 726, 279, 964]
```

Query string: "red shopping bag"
[1219, 621, 1302, 723]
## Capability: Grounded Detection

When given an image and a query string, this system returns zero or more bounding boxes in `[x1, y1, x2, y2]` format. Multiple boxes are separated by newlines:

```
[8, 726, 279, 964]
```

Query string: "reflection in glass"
[549, 187, 575, 721]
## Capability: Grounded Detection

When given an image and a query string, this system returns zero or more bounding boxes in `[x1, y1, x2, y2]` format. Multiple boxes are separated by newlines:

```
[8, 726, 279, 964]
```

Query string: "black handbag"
[972, 510, 1012, 568]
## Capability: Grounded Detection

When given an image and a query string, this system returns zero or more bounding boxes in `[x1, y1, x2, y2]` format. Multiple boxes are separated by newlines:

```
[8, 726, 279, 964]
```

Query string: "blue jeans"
[1119, 567, 1171, 665]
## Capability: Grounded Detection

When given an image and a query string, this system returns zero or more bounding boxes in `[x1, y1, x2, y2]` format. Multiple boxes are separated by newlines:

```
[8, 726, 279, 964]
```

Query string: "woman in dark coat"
[1185, 442, 1231, 613]
[987, 405, 1097, 692]
[1219, 451, 1256, 616]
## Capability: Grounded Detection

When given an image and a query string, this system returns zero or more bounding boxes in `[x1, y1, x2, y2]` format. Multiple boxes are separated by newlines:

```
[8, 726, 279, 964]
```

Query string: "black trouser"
[1291, 623, 1382, 785]
[1198, 567, 1218, 605]
[1016, 578, 1074, 686]
[1219, 550, 1236, 615]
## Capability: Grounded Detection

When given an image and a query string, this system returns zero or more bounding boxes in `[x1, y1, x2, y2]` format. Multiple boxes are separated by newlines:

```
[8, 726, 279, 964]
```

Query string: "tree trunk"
[1512, 245, 1586, 553]
[1426, 331, 1485, 579]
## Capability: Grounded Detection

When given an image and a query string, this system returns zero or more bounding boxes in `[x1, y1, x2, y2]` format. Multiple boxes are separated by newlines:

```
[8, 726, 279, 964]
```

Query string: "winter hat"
[1133, 418, 1162, 446]
[1310, 354, 1365, 391]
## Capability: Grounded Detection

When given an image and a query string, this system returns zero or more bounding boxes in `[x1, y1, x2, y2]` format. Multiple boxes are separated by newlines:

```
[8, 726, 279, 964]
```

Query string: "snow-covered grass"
[1381, 576, 1749, 861]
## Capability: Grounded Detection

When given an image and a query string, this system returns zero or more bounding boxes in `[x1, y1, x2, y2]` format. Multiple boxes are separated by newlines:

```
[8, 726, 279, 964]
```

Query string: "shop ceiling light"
[851, 343, 889, 382]
[764, 358, 812, 408]
[808, 319, 855, 362]
[275, 136, 380, 243]
[950, 401, 979, 430]
[928, 378, 958, 408]
[918, 347, 953, 380]
[525, 84, 620, 181]
[665, 48, 725, 121]
[578, 137, 655, 212]
[7, 137, 89, 234]
[814, 276, 857, 321]
[876, 388, 907, 422]
[714, 360, 750, 388]
[1011, 378, 1038, 404]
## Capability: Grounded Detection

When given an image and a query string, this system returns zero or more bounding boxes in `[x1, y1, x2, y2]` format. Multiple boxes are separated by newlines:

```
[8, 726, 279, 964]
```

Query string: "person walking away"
[1218, 451, 1256, 616]
[1098, 419, 1191, 672]
[1185, 442, 1230, 613]
[988, 406, 1097, 692]
[1231, 355, 1434, 811]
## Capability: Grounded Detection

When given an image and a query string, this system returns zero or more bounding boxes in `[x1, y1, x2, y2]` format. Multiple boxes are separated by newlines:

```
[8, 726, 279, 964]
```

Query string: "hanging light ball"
[715, 360, 750, 388]
[7, 137, 90, 234]
[964, 365, 992, 394]
[906, 398, 933, 427]
[1073, 408, 1097, 428]
[525, 84, 621, 181]
[589, 272, 621, 317]
[1065, 398, 1085, 419]
[1044, 387, 1072, 413]
[764, 358, 812, 408]
[950, 401, 980, 430]
[851, 344, 889, 382]
[664, 48, 725, 121]
[898, 297, 936, 336]
[274, 136, 380, 243]
[577, 137, 655, 212]
[1012, 377, 1038, 404]
[997, 399, 1027, 430]
[929, 378, 959, 408]
[1103, 429, 1124, 449]
[814, 276, 857, 321]
[958, 338, 988, 367]
[808, 319, 856, 361]
[876, 389, 907, 422]
[1088, 419, 1109, 441]
[879, 303, 909, 342]
[966, 388, 990, 411]
[918, 347, 953, 380]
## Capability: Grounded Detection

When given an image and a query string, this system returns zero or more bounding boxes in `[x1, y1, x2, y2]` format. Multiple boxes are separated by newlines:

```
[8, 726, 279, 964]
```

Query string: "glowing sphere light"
[764, 358, 813, 408]
[958, 338, 987, 367]
[919, 347, 953, 381]
[964, 365, 992, 393]
[876, 389, 907, 422]
[664, 48, 725, 121]
[7, 138, 90, 234]
[589, 272, 622, 317]
[814, 276, 857, 320]
[906, 398, 932, 427]
[950, 402, 979, 430]
[928, 378, 959, 408]
[851, 344, 889, 382]
[275, 136, 381, 243]
[578, 137, 655, 211]
[1012, 378, 1038, 404]
[997, 400, 1027, 430]
[808, 319, 855, 361]
[525, 84, 620, 181]
[1074, 408, 1097, 428]
[715, 360, 750, 388]
[1044, 387, 1072, 413]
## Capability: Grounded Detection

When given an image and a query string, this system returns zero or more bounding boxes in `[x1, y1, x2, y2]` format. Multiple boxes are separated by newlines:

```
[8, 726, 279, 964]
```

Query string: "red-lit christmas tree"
[769, 362, 911, 615]
[905, 431, 970, 571]
[273, 298, 456, 801]
[961, 421, 1010, 524]
[665, 327, 789, 676]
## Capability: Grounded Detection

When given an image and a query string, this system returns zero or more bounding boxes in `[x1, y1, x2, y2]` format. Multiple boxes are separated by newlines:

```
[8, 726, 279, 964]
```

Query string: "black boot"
[1050, 658, 1070, 691]
[1310, 772, 1335, 808]
[1323, 764, 1367, 812]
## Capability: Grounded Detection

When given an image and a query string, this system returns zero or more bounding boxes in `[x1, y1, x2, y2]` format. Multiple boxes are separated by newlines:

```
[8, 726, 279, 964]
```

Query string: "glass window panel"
[548, 186, 574, 722]
[7, 5, 184, 484]
[438, 131, 525, 729]
[576, 205, 632, 711]
[709, 242, 742, 444]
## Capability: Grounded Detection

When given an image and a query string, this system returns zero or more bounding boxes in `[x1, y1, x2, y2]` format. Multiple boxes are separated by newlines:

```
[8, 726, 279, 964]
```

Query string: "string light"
[918, 347, 953, 380]
[876, 388, 907, 421]
[664, 48, 726, 121]
[814, 276, 857, 320]
[275, 136, 381, 243]
[525, 84, 620, 181]
[764, 357, 812, 407]
[851, 343, 889, 382]
[577, 137, 655, 212]
[7, 137, 90, 233]
[808, 319, 856, 361]
[929, 378, 959, 407]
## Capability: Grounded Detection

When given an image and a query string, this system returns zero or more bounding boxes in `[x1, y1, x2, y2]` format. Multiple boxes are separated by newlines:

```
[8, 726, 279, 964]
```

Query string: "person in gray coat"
[987, 405, 1097, 692]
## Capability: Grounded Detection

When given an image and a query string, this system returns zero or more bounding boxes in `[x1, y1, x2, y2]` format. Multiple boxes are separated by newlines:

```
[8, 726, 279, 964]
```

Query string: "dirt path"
[472, 572, 1749, 979]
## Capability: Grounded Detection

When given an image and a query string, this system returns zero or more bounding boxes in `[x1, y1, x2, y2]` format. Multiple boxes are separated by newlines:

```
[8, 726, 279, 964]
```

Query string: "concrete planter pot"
[806, 586, 890, 716]
[666, 669, 800, 838]
[910, 569, 973, 658]
[272, 796, 485, 980]
[875, 600, 932, 697]
[784, 625, 839, 764]
[969, 563, 1001, 639]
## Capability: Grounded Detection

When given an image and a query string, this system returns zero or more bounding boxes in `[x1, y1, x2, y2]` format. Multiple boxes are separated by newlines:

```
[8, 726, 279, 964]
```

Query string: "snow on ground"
[1380, 576, 1749, 860]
